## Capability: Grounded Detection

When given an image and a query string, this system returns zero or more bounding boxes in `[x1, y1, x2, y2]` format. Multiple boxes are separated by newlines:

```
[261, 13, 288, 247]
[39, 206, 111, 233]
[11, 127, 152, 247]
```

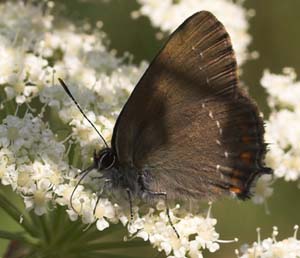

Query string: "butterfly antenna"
[58, 78, 109, 149]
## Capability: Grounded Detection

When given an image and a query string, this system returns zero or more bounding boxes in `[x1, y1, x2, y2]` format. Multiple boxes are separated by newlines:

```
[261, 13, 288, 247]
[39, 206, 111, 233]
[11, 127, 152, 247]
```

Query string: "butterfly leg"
[142, 189, 180, 239]
[126, 188, 134, 224]
[93, 179, 111, 215]
[90, 175, 105, 180]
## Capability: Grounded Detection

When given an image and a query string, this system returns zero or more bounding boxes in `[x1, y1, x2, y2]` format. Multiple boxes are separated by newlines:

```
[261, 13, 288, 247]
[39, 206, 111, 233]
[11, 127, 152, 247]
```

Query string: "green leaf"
[0, 192, 38, 237]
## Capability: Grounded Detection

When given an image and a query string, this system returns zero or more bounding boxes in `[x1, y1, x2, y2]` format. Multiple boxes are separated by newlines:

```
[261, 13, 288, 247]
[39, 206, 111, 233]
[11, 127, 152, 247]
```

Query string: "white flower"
[238, 226, 300, 258]
[0, 41, 19, 85]
[252, 174, 274, 205]
[22, 53, 48, 82]
[94, 198, 116, 231]
[68, 190, 94, 223]
[0, 114, 34, 151]
[134, 0, 252, 65]
[0, 149, 16, 187]
[0, 112, 71, 216]
[129, 203, 222, 258]
[55, 183, 79, 207]
[23, 179, 53, 215]
[261, 68, 300, 110]
[16, 164, 35, 191]
[263, 69, 300, 182]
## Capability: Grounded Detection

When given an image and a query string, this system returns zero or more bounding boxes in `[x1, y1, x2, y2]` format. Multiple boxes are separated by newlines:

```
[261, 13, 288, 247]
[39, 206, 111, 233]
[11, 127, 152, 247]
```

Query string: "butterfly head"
[93, 148, 116, 171]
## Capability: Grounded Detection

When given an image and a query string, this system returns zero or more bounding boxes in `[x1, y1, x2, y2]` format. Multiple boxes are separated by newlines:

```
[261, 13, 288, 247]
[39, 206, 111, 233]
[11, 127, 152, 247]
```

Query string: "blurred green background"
[1, 0, 300, 257]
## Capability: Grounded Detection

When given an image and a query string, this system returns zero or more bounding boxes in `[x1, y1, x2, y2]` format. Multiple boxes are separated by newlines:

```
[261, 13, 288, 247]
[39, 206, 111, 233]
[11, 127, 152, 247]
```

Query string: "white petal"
[96, 218, 109, 231]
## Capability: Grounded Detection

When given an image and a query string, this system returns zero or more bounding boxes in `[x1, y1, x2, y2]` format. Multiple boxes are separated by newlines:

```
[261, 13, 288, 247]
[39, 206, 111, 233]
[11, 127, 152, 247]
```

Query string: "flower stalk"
[0, 189, 152, 258]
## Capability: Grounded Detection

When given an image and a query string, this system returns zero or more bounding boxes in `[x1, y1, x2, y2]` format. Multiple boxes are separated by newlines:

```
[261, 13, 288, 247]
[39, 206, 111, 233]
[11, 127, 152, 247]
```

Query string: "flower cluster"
[0, 1, 147, 160]
[0, 0, 142, 221]
[128, 202, 225, 258]
[237, 226, 300, 258]
[262, 68, 300, 182]
[133, 0, 253, 65]
[0, 1, 226, 257]
[251, 174, 273, 207]
[0, 1, 53, 103]
[0, 113, 69, 215]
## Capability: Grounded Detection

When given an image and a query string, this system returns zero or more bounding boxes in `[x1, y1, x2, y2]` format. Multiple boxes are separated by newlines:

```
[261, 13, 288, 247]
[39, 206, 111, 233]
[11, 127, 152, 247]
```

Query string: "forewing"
[112, 11, 271, 200]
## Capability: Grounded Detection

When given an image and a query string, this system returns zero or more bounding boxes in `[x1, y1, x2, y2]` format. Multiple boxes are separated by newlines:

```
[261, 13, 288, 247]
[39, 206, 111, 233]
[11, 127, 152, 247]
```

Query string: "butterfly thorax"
[94, 148, 141, 196]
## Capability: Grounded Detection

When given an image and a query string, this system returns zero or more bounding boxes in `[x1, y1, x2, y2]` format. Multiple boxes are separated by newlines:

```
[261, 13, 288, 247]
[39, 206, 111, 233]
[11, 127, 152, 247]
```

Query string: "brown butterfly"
[59, 11, 272, 237]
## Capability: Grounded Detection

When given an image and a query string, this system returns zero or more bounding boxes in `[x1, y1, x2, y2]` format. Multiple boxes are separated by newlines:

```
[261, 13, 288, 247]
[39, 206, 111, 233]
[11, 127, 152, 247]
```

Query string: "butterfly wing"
[112, 11, 271, 200]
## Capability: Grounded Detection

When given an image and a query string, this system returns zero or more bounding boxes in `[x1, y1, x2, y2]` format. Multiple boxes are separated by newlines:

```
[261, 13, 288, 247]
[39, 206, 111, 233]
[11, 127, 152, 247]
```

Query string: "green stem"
[49, 206, 64, 233]
[71, 144, 81, 168]
[28, 210, 45, 238]
[69, 240, 149, 254]
[0, 230, 34, 245]
[48, 219, 82, 247]
[0, 192, 38, 237]
[76, 223, 124, 244]
[38, 214, 51, 245]
[4, 99, 17, 115]
[78, 252, 146, 258]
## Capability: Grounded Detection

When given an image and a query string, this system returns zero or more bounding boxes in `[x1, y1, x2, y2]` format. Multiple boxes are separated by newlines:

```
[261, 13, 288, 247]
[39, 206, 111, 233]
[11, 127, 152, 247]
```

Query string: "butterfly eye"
[99, 150, 116, 170]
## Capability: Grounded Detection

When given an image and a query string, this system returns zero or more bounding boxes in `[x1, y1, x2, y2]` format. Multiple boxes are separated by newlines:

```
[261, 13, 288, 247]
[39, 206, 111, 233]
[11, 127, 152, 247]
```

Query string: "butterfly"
[59, 11, 272, 237]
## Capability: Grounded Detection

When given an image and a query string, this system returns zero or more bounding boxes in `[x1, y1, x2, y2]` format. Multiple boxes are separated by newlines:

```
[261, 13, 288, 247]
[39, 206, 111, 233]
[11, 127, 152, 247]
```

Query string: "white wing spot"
[230, 192, 237, 198]
[206, 77, 210, 85]
[224, 151, 229, 158]
[202, 103, 223, 147]
[217, 165, 224, 179]
[192, 46, 196, 51]
[219, 128, 223, 135]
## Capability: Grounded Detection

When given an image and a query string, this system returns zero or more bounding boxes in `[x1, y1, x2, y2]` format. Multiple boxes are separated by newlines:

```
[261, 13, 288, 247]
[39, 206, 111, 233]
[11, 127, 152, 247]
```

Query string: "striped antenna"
[58, 78, 109, 149]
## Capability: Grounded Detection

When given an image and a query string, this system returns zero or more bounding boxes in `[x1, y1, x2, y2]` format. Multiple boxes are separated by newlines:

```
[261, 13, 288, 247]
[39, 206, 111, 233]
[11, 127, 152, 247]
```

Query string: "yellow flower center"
[0, 166, 4, 178]
[7, 127, 19, 141]
[14, 82, 25, 94]
[95, 205, 105, 219]
[17, 171, 30, 187]
[34, 190, 46, 206]
[49, 171, 61, 185]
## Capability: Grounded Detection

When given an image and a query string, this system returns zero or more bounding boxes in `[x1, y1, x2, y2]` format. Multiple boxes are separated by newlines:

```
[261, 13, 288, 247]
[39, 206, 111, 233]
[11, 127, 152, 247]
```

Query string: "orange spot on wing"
[232, 169, 242, 177]
[240, 151, 252, 164]
[230, 187, 242, 194]
[242, 136, 251, 144]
